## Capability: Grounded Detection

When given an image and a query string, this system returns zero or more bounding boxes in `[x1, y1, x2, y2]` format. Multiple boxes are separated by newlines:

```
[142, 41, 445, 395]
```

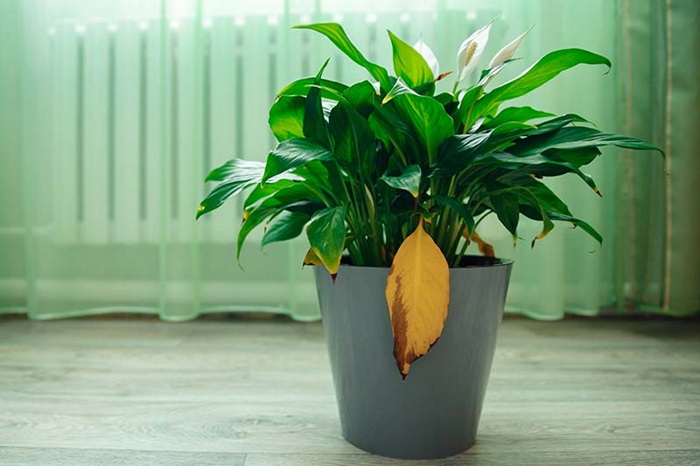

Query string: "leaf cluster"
[197, 22, 662, 274]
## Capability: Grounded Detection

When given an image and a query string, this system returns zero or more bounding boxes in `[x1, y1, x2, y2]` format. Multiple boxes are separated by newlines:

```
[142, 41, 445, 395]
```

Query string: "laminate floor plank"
[0, 317, 698, 465]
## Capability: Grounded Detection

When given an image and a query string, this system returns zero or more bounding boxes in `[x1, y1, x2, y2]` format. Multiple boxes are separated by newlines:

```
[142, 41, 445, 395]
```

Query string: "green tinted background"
[0, 0, 697, 320]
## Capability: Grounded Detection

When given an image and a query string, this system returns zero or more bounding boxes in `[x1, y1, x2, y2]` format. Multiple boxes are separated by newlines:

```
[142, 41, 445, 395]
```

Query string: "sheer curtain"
[0, 0, 697, 321]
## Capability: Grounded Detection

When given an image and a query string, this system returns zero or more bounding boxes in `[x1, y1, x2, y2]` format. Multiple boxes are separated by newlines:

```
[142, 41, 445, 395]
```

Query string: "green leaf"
[513, 126, 663, 157]
[204, 158, 264, 183]
[262, 211, 311, 246]
[276, 76, 348, 99]
[381, 165, 422, 198]
[489, 191, 520, 239]
[547, 211, 603, 245]
[388, 30, 433, 89]
[304, 58, 332, 148]
[475, 48, 612, 116]
[269, 95, 306, 142]
[294, 23, 391, 91]
[476, 152, 601, 194]
[239, 187, 322, 260]
[306, 205, 347, 275]
[329, 100, 375, 176]
[262, 139, 334, 183]
[482, 106, 555, 129]
[383, 79, 454, 164]
[198, 159, 266, 219]
[343, 81, 378, 117]
[521, 207, 603, 245]
[432, 132, 491, 177]
[432, 195, 475, 236]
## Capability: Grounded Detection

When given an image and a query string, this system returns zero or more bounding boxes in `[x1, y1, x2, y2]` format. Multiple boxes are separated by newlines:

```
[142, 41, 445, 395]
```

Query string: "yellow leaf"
[470, 231, 495, 258]
[302, 248, 323, 267]
[385, 218, 450, 378]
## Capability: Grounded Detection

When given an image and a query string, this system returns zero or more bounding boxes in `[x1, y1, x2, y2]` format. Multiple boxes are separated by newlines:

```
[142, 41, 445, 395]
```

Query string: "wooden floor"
[0, 316, 698, 465]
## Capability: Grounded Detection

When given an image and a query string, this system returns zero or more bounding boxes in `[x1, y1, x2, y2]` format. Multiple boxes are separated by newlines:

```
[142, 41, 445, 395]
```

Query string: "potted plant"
[197, 22, 661, 459]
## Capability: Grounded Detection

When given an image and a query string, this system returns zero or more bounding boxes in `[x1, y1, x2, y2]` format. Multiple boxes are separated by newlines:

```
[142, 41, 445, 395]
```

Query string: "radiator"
[48, 11, 497, 245]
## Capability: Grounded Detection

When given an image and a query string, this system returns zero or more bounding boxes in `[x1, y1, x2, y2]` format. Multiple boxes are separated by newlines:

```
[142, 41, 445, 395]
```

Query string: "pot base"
[315, 258, 512, 460]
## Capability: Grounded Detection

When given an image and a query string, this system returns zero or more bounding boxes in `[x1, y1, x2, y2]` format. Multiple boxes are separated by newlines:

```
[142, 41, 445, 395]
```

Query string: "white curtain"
[4, 0, 689, 321]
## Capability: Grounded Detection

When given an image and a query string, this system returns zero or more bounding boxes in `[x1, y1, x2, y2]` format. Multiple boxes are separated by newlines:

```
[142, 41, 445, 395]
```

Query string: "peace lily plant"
[197, 22, 660, 379]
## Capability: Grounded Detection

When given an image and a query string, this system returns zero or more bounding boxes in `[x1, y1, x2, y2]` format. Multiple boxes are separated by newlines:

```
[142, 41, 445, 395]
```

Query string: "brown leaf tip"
[331, 273, 338, 284]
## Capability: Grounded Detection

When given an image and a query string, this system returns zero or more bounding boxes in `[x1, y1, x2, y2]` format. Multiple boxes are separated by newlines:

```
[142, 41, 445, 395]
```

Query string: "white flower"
[456, 21, 493, 83]
[413, 40, 439, 79]
[488, 26, 532, 69]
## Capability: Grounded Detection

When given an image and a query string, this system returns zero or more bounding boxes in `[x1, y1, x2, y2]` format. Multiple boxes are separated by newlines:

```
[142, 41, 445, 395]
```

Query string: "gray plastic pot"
[314, 256, 513, 460]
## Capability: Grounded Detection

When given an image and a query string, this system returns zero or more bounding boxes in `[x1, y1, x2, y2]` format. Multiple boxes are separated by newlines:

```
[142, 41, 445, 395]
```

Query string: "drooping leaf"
[203, 158, 264, 183]
[513, 126, 664, 157]
[262, 139, 334, 183]
[262, 211, 311, 247]
[489, 191, 520, 240]
[385, 218, 450, 378]
[269, 95, 306, 142]
[380, 165, 422, 198]
[547, 211, 603, 245]
[474, 48, 612, 116]
[198, 159, 266, 219]
[304, 58, 332, 148]
[294, 23, 391, 91]
[482, 106, 555, 129]
[276, 76, 348, 99]
[303, 247, 324, 267]
[475, 152, 601, 194]
[464, 230, 495, 258]
[306, 205, 347, 276]
[388, 30, 433, 89]
[238, 184, 322, 260]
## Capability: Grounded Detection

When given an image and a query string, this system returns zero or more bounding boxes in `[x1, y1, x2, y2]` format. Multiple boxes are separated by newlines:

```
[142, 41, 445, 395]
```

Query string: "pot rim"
[335, 254, 514, 270]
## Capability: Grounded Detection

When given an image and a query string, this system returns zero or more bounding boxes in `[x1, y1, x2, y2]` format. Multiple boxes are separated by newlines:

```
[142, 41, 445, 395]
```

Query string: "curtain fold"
[0, 0, 697, 320]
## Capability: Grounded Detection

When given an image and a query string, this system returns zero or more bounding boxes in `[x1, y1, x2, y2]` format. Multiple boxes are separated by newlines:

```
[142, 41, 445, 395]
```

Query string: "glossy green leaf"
[513, 126, 663, 157]
[383, 79, 454, 163]
[262, 211, 311, 246]
[204, 158, 264, 183]
[294, 23, 391, 91]
[388, 30, 433, 89]
[262, 139, 334, 183]
[343, 81, 377, 117]
[476, 152, 600, 194]
[380, 164, 422, 198]
[306, 205, 347, 275]
[276, 76, 348, 99]
[304, 58, 332, 148]
[329, 100, 375, 175]
[475, 48, 612, 116]
[489, 191, 520, 238]
[198, 159, 266, 219]
[483, 106, 555, 129]
[432, 132, 491, 177]
[269, 95, 306, 142]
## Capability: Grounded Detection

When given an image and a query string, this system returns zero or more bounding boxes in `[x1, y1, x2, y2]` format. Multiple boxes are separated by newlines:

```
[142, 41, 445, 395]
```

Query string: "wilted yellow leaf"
[468, 230, 495, 258]
[385, 218, 450, 378]
[302, 248, 323, 267]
